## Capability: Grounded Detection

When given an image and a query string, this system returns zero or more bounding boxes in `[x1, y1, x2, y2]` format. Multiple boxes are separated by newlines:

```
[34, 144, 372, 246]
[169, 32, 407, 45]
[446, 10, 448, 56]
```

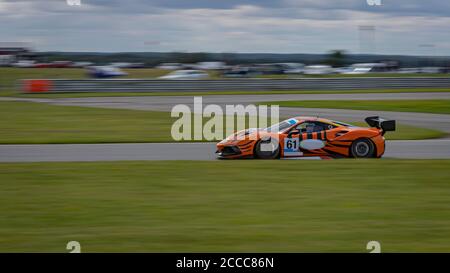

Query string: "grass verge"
[1, 160, 450, 252]
[0, 101, 445, 144]
[262, 100, 450, 115]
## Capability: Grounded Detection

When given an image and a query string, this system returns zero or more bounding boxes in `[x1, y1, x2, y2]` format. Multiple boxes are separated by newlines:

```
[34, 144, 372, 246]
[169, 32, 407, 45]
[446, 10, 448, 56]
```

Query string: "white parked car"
[420, 67, 444, 74]
[397, 68, 421, 74]
[303, 65, 334, 75]
[110, 62, 133, 68]
[334, 67, 354, 74]
[158, 70, 209, 80]
[156, 63, 184, 70]
[12, 60, 35, 68]
[0, 55, 15, 66]
[71, 62, 94, 68]
[344, 67, 373, 74]
[196, 62, 227, 70]
[344, 63, 389, 74]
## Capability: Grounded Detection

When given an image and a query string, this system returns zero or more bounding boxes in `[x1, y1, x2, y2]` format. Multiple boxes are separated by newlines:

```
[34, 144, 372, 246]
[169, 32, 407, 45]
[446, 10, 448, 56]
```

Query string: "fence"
[21, 77, 450, 93]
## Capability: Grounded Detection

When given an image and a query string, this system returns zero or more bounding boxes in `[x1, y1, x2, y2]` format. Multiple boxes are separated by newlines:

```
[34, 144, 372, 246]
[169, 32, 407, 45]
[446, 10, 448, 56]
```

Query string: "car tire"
[350, 138, 375, 158]
[254, 138, 280, 159]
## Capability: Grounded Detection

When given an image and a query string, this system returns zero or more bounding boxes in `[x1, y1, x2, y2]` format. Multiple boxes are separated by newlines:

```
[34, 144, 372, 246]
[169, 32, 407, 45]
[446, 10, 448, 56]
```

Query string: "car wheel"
[350, 138, 375, 158]
[254, 138, 280, 159]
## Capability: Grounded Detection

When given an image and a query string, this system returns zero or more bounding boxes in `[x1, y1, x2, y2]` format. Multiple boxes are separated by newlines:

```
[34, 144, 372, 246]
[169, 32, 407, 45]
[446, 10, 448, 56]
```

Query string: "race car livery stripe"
[240, 141, 254, 146]
[287, 118, 298, 125]
[316, 131, 322, 140]
[240, 144, 253, 149]
[327, 143, 351, 148]
[322, 148, 347, 158]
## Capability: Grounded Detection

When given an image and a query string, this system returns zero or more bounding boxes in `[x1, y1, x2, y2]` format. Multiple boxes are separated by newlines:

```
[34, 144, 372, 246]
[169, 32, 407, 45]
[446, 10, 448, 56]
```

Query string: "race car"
[216, 116, 395, 159]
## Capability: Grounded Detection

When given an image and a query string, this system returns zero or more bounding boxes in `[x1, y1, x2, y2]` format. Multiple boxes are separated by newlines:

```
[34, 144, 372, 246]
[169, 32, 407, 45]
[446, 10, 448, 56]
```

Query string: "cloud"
[3, 0, 450, 16]
[0, 0, 449, 55]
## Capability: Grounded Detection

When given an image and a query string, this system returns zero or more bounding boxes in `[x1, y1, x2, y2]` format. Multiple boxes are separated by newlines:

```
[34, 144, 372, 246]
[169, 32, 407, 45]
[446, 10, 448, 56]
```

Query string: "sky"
[0, 0, 449, 55]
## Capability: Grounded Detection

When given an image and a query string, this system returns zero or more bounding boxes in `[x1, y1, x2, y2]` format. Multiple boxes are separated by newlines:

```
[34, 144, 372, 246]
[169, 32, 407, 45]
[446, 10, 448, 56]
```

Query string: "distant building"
[0, 42, 35, 66]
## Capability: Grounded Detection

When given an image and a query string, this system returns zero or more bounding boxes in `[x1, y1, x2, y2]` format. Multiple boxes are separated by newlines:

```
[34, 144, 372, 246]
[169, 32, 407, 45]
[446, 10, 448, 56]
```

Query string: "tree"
[325, 50, 347, 67]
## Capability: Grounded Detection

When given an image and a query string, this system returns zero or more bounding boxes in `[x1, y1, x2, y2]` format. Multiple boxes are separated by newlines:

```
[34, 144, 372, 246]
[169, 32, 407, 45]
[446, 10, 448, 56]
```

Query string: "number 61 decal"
[66, 241, 81, 253]
[366, 241, 381, 253]
[284, 138, 302, 156]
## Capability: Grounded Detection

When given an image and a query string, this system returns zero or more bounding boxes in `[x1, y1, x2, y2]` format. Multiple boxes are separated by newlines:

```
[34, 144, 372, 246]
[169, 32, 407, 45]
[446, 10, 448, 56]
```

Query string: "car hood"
[220, 128, 273, 143]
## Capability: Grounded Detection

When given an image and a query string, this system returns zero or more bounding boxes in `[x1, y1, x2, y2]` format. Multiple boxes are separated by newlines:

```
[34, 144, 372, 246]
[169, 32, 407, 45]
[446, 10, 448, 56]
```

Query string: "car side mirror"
[287, 129, 300, 138]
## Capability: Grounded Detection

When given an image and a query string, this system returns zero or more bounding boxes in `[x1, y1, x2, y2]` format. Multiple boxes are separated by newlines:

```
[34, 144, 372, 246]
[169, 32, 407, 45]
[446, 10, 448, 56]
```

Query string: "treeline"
[35, 51, 450, 67]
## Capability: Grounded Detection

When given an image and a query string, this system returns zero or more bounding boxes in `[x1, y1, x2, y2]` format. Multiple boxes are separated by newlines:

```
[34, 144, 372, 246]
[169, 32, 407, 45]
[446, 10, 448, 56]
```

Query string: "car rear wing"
[365, 116, 396, 135]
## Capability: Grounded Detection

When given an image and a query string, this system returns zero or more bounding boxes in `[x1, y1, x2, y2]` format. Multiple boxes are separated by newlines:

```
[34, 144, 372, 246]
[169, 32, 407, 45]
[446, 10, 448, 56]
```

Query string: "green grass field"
[0, 101, 445, 144]
[0, 101, 176, 144]
[1, 160, 450, 252]
[262, 100, 450, 114]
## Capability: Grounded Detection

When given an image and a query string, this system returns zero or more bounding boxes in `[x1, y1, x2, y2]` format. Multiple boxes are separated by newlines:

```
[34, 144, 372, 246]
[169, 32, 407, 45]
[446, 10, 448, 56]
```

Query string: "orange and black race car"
[216, 116, 395, 159]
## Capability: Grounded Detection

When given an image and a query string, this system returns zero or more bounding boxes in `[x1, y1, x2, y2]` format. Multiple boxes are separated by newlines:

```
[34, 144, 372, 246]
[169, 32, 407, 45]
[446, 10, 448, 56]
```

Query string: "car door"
[281, 121, 333, 157]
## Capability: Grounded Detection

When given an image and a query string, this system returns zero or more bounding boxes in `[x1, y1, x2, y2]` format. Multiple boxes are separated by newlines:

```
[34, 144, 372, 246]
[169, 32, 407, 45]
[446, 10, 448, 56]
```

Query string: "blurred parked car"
[303, 65, 334, 75]
[278, 63, 305, 74]
[420, 67, 445, 73]
[109, 62, 145, 68]
[87, 66, 127, 78]
[346, 63, 388, 74]
[71, 62, 94, 68]
[33, 63, 52, 68]
[0, 55, 15, 66]
[252, 64, 285, 75]
[11, 60, 35, 68]
[32, 61, 72, 68]
[334, 67, 354, 74]
[397, 68, 422, 74]
[50, 61, 72, 68]
[158, 70, 209, 80]
[223, 67, 260, 78]
[156, 63, 184, 70]
[196, 62, 227, 70]
[110, 62, 132, 68]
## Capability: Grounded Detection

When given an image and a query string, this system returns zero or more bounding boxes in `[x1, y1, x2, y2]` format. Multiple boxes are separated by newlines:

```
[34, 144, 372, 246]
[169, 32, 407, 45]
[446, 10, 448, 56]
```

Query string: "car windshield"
[265, 119, 297, 132]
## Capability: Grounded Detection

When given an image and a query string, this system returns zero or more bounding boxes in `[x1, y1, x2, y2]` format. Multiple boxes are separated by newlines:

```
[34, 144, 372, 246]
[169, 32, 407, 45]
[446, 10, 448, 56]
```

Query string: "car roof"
[291, 116, 328, 122]
[291, 116, 352, 126]
[290, 117, 358, 128]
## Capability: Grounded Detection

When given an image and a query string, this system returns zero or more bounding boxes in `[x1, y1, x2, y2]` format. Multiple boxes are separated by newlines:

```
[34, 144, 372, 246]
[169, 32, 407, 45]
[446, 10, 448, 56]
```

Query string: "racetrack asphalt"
[1, 140, 450, 162]
[1, 92, 449, 161]
[5, 92, 450, 133]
